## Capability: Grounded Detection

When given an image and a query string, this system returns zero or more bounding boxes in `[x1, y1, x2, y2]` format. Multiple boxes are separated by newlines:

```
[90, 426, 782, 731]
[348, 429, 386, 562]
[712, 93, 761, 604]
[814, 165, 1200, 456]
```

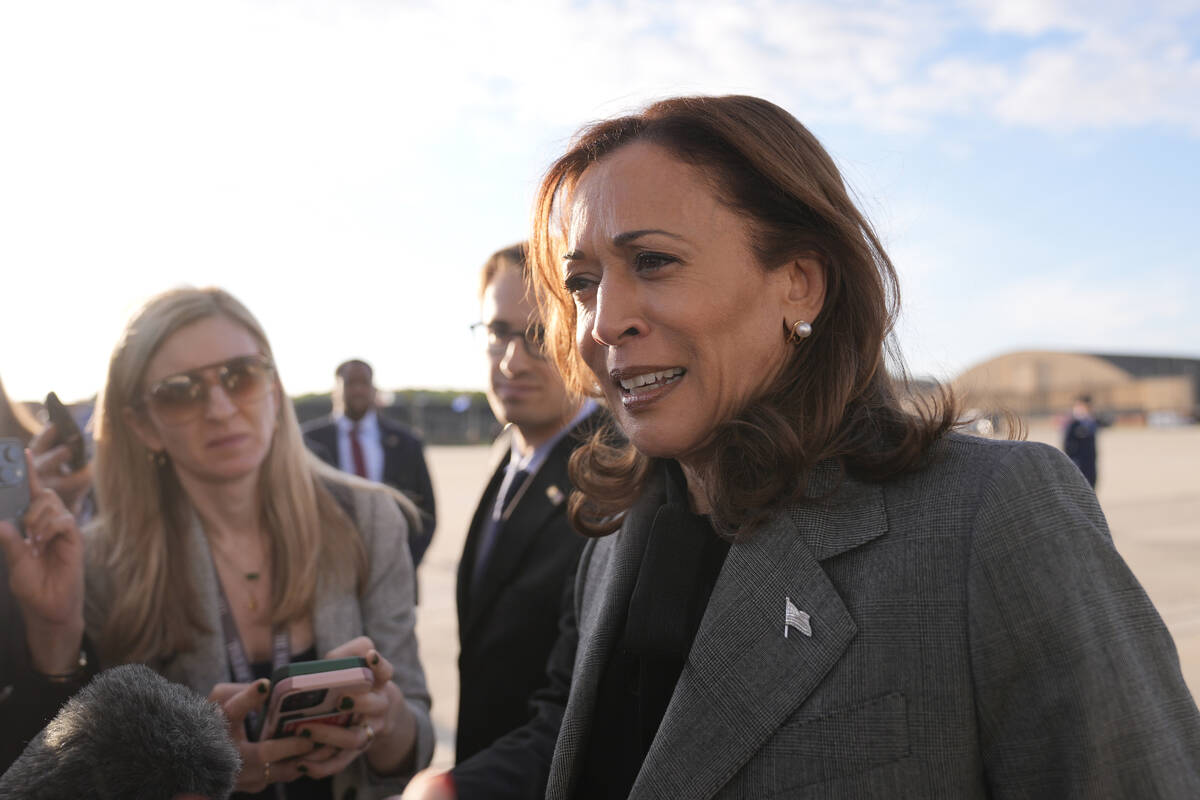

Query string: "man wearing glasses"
[455, 242, 598, 766]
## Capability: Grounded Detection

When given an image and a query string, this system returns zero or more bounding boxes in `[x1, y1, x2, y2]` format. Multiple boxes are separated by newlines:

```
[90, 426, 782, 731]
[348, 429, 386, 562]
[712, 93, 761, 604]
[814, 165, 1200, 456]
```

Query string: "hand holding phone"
[209, 680, 317, 793]
[0, 443, 85, 672]
[43, 392, 87, 471]
[258, 657, 374, 741]
[292, 640, 418, 781]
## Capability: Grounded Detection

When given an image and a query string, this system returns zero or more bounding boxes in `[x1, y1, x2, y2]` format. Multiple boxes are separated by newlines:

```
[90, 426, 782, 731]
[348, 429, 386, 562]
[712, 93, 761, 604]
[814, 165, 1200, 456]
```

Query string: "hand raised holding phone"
[0, 441, 85, 675]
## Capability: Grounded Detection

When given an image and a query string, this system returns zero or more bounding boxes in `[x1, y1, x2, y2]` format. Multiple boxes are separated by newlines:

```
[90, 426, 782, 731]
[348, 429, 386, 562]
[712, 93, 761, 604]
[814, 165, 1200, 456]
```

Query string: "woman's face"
[128, 315, 280, 488]
[563, 141, 819, 465]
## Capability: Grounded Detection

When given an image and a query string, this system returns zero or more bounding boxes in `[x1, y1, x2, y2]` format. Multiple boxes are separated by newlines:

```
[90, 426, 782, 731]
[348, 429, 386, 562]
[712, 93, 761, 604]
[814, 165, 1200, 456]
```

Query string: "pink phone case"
[259, 664, 373, 740]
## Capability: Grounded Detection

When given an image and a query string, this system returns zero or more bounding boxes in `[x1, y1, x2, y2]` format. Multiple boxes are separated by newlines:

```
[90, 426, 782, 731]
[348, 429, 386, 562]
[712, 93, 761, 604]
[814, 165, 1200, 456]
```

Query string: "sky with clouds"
[2, 0, 1197, 403]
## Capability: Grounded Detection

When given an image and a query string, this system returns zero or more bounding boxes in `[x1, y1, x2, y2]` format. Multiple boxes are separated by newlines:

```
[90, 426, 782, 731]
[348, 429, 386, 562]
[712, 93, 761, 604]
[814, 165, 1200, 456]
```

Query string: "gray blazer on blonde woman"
[84, 482, 434, 800]
[548, 433, 1200, 798]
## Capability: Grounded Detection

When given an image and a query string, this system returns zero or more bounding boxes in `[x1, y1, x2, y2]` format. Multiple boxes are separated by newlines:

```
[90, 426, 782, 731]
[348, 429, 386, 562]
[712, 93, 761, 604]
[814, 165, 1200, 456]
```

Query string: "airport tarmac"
[415, 424, 1200, 768]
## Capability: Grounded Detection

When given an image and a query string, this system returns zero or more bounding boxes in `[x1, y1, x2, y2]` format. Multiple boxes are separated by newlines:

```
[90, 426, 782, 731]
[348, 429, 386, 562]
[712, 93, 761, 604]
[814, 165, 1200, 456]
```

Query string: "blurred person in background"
[0, 664, 240, 800]
[84, 287, 433, 798]
[304, 359, 437, 568]
[1, 374, 94, 519]
[1063, 394, 1099, 488]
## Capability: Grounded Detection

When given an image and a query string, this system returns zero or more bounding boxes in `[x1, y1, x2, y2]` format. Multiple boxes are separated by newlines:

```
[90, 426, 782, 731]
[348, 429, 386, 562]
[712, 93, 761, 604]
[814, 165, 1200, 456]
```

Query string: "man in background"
[303, 359, 437, 566]
[454, 242, 598, 766]
[1063, 394, 1099, 488]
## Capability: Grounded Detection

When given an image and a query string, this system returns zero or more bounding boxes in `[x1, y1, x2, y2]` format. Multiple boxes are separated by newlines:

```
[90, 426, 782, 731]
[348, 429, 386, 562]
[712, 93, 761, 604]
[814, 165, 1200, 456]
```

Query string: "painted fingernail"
[371, 653, 380, 666]
[299, 728, 312, 738]
[313, 743, 325, 750]
[298, 764, 308, 774]
[340, 697, 354, 710]
[257, 681, 268, 694]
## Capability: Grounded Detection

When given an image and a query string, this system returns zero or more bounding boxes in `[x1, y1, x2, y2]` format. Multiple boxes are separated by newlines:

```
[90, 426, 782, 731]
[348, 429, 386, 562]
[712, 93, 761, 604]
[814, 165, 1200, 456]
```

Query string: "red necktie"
[350, 421, 368, 478]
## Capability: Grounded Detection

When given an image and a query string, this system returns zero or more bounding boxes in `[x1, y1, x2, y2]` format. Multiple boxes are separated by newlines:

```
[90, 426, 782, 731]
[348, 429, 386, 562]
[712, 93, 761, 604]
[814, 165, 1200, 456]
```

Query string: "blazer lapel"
[378, 417, 407, 485]
[630, 471, 889, 800]
[165, 514, 231, 694]
[464, 458, 570, 633]
[546, 470, 664, 799]
[307, 422, 338, 467]
[460, 419, 589, 637]
[457, 463, 506, 628]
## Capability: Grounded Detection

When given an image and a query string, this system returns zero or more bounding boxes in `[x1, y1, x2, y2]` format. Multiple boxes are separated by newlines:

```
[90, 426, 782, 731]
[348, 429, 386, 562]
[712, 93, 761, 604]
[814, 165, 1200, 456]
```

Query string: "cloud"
[994, 35, 1200, 133]
[897, 260, 1200, 380]
[963, 0, 1200, 133]
[0, 0, 1195, 400]
[6, 0, 1194, 145]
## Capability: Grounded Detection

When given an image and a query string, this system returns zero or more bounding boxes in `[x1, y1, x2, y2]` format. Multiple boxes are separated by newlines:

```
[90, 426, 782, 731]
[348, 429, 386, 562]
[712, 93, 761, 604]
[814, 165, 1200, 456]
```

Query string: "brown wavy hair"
[528, 95, 958, 537]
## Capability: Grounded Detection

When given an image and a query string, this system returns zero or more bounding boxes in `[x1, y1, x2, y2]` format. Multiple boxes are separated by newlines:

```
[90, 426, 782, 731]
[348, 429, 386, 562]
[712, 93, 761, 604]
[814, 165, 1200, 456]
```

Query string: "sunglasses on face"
[470, 321, 547, 360]
[140, 354, 275, 425]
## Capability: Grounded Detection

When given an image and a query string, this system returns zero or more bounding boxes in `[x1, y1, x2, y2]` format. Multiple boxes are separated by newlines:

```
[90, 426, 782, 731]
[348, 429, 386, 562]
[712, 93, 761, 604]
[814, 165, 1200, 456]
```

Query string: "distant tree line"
[292, 390, 500, 445]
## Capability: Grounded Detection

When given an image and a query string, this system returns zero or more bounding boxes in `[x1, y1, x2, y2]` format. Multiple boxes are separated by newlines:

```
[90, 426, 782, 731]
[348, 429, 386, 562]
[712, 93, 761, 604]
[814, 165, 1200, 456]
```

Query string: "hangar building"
[952, 351, 1200, 422]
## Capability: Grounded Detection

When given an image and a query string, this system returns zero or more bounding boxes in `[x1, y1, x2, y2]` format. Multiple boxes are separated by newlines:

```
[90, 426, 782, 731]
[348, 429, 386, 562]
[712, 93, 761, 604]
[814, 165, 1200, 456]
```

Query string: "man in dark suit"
[1063, 394, 1099, 487]
[302, 359, 437, 566]
[454, 242, 598, 765]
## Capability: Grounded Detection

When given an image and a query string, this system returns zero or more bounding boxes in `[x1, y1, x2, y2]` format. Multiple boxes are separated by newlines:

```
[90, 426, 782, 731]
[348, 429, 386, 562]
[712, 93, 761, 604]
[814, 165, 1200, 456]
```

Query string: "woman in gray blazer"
[84, 287, 433, 799]
[499, 95, 1198, 798]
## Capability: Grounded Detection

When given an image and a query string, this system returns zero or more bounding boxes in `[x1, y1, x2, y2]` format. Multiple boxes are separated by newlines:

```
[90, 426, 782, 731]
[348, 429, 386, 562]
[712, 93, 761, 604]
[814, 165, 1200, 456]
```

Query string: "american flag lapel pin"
[784, 596, 812, 638]
[545, 484, 565, 506]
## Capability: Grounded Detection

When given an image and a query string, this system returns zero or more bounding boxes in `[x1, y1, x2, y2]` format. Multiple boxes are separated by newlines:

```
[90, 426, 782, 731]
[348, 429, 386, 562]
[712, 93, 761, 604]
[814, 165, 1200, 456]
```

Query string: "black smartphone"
[0, 437, 31, 535]
[44, 392, 87, 471]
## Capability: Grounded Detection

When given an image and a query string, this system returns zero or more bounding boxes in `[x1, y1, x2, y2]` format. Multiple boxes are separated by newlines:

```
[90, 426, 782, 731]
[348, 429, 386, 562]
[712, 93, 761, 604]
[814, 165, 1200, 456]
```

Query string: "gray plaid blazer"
[547, 433, 1200, 798]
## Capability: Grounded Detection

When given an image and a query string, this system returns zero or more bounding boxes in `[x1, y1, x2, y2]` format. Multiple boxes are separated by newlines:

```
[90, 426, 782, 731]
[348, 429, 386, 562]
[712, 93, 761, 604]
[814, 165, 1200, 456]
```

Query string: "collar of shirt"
[493, 399, 598, 520]
[507, 398, 598, 475]
[337, 408, 380, 436]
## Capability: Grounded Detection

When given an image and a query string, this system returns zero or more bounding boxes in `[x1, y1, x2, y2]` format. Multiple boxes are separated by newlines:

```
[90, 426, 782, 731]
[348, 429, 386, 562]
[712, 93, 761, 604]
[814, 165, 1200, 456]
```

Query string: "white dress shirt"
[336, 409, 385, 483]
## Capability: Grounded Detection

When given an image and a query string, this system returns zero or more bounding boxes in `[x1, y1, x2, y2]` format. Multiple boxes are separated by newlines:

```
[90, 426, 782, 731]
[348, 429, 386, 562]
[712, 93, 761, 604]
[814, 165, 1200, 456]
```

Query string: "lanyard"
[213, 567, 290, 737]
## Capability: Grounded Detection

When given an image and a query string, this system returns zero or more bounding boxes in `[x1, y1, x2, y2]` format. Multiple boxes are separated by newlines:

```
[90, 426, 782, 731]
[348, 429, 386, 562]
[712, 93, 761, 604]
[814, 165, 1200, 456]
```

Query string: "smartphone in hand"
[44, 392, 87, 471]
[257, 656, 374, 741]
[0, 437, 31, 534]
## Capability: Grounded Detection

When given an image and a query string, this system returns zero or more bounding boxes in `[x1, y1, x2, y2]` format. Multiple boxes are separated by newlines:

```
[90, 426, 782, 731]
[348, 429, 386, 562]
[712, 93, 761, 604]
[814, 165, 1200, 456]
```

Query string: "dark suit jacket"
[453, 413, 596, 764]
[548, 433, 1200, 798]
[302, 414, 437, 566]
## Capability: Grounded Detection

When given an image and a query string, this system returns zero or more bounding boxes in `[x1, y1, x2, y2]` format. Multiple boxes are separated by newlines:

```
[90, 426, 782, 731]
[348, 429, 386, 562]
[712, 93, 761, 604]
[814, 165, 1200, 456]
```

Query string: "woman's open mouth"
[612, 367, 686, 408]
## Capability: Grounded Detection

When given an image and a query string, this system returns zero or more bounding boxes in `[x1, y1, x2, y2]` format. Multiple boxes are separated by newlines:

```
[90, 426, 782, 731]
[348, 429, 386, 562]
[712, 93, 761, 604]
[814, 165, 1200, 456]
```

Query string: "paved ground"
[414, 425, 1200, 768]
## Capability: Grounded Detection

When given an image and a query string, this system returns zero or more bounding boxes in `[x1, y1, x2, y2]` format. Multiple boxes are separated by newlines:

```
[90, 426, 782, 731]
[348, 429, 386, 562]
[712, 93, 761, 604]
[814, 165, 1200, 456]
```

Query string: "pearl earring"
[787, 319, 813, 344]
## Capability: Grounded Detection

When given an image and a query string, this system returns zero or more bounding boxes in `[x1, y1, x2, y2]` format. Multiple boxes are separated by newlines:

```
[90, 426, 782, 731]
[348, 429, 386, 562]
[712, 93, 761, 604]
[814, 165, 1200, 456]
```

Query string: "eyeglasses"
[139, 354, 275, 425]
[470, 321, 546, 360]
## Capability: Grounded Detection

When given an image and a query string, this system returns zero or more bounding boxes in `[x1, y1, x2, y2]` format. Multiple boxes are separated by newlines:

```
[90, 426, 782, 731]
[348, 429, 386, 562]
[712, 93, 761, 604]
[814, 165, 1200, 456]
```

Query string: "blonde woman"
[85, 287, 433, 798]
